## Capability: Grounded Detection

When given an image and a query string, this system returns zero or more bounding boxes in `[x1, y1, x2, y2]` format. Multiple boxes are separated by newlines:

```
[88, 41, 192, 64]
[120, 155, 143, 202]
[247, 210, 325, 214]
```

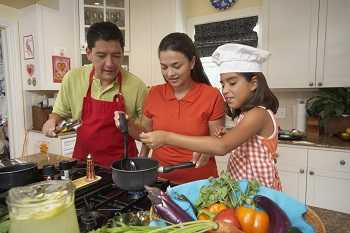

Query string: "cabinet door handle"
[340, 160, 346, 166]
[309, 171, 315, 175]
[299, 169, 305, 174]
[317, 82, 323, 86]
[308, 82, 314, 87]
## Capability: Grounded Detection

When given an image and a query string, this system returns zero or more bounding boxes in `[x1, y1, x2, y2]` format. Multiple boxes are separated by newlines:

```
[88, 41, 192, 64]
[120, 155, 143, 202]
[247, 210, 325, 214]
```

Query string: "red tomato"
[209, 208, 242, 233]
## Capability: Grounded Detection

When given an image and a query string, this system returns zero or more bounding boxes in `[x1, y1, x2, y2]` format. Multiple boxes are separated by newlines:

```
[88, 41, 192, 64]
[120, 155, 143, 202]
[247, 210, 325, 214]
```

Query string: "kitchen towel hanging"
[296, 99, 306, 132]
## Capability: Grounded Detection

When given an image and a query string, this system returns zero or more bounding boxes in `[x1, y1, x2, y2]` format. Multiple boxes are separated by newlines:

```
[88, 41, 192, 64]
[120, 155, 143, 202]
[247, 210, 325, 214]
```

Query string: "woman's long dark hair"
[158, 32, 211, 85]
[226, 72, 279, 119]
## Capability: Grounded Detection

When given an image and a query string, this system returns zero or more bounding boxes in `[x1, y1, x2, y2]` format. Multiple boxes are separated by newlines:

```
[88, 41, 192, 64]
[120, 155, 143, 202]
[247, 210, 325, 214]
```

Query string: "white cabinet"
[276, 145, 308, 203]
[19, 0, 80, 90]
[128, 0, 185, 86]
[263, 0, 318, 88]
[79, 0, 130, 53]
[263, 0, 350, 88]
[26, 130, 77, 157]
[215, 155, 230, 174]
[316, 0, 350, 87]
[306, 148, 350, 214]
[278, 144, 350, 214]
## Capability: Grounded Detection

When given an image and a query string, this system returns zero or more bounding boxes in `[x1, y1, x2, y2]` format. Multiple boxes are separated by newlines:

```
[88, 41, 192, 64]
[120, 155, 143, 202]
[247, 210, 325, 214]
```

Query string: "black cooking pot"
[111, 158, 195, 191]
[0, 162, 39, 190]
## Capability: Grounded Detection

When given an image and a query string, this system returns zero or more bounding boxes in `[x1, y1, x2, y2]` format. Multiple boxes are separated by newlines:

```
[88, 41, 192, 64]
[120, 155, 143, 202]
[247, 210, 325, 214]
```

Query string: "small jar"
[7, 180, 80, 233]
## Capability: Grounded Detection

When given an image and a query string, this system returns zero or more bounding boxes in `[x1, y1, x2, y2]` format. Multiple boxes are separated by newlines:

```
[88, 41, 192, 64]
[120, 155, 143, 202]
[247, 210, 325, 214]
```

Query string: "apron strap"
[87, 67, 123, 102]
[113, 72, 123, 102]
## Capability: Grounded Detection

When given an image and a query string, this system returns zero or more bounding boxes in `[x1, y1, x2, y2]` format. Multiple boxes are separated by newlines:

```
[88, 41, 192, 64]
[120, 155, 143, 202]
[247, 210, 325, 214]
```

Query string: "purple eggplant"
[254, 195, 291, 233]
[146, 186, 193, 224]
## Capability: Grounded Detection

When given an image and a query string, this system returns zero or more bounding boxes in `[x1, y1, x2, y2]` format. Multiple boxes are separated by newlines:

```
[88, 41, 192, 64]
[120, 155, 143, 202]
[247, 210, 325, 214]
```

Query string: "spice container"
[7, 180, 80, 233]
[86, 154, 96, 181]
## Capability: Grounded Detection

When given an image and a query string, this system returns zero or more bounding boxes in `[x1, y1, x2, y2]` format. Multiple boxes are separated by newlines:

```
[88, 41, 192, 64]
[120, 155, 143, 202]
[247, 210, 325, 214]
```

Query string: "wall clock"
[210, 0, 236, 10]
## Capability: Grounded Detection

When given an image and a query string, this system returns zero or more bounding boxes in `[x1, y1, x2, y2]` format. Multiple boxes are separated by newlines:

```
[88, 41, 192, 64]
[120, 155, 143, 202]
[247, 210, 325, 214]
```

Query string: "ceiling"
[0, 0, 38, 9]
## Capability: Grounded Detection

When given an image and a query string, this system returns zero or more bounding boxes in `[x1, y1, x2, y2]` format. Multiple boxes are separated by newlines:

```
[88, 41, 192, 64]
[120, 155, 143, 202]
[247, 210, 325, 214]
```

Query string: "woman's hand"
[192, 152, 212, 168]
[139, 131, 167, 149]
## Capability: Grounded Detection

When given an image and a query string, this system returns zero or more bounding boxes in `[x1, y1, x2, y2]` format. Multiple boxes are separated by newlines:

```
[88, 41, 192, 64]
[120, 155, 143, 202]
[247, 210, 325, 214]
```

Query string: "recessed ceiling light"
[94, 2, 100, 5]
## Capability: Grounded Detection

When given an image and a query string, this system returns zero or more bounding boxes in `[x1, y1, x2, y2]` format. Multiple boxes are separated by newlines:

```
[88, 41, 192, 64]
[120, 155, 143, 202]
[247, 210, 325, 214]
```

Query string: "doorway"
[0, 19, 26, 159]
[0, 28, 10, 159]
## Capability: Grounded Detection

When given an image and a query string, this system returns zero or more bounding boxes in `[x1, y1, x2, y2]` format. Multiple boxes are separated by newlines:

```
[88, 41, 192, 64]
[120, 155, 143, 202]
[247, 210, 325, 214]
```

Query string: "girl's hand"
[114, 111, 128, 128]
[192, 152, 212, 168]
[139, 131, 166, 149]
[214, 127, 226, 138]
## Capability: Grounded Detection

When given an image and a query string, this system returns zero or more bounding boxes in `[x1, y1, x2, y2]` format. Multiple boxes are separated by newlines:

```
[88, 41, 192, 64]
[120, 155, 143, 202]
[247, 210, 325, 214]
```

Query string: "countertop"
[279, 135, 350, 151]
[19, 153, 73, 168]
[311, 206, 350, 233]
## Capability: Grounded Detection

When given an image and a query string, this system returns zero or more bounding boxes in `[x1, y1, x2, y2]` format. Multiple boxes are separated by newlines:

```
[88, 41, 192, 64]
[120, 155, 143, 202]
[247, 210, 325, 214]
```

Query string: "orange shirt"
[144, 82, 225, 184]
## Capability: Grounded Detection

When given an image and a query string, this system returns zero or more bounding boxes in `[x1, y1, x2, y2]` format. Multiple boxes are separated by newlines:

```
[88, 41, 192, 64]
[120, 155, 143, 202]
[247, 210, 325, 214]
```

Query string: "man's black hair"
[86, 21, 124, 49]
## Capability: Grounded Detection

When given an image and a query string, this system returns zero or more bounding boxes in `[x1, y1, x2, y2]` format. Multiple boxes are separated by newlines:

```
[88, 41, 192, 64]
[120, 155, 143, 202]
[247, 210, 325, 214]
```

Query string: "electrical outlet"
[276, 107, 286, 119]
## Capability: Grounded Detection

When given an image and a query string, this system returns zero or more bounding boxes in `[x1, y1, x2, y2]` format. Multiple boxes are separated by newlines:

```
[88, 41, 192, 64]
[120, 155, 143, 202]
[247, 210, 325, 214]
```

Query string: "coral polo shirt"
[144, 82, 225, 184]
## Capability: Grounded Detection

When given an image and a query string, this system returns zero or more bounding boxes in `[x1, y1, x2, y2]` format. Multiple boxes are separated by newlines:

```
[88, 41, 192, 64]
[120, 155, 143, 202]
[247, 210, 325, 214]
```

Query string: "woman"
[115, 32, 225, 184]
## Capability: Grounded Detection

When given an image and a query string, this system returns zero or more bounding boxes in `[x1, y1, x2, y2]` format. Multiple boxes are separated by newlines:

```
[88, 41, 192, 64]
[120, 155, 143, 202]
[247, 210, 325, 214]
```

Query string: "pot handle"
[158, 162, 195, 173]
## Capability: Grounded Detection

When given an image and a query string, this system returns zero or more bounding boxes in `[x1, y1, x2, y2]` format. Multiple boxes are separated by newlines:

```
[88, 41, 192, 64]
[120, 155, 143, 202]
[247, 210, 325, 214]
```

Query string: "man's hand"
[192, 152, 212, 168]
[42, 118, 57, 137]
[139, 131, 166, 149]
[114, 111, 128, 128]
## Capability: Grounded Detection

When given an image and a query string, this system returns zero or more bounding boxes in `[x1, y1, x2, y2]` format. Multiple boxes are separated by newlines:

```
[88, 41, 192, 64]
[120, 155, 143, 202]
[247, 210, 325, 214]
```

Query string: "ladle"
[118, 112, 137, 171]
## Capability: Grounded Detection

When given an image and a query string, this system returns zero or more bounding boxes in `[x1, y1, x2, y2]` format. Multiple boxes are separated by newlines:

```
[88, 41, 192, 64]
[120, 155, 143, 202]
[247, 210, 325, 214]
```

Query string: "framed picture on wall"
[52, 55, 70, 83]
[23, 35, 34, 60]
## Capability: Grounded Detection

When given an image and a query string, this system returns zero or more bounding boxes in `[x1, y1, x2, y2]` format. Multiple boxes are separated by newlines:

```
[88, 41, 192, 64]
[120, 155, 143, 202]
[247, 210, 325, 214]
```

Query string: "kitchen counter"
[279, 135, 350, 151]
[20, 153, 73, 168]
[311, 206, 350, 233]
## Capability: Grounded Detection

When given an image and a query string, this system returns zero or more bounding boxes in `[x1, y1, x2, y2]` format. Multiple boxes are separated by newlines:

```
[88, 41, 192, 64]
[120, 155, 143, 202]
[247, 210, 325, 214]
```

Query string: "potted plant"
[306, 88, 350, 137]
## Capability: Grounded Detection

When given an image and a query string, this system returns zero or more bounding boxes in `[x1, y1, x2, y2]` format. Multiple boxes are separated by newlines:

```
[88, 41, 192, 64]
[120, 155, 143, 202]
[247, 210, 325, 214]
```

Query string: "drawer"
[308, 149, 350, 173]
[61, 137, 76, 156]
[276, 145, 308, 168]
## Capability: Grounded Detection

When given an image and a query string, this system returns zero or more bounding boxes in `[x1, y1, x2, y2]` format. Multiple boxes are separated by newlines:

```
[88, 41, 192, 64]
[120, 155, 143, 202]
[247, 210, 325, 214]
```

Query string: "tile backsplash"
[273, 90, 317, 130]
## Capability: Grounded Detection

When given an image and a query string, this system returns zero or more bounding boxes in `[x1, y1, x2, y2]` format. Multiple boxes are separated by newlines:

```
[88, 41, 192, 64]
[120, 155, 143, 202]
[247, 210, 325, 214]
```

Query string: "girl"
[140, 43, 282, 190]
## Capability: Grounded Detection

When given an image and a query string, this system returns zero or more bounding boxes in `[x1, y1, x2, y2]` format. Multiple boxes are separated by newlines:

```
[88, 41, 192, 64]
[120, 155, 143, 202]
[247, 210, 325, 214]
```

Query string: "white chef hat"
[211, 43, 271, 73]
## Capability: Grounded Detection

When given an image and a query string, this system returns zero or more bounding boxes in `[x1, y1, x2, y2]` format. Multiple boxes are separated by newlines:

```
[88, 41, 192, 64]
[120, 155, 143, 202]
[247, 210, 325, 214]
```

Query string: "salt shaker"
[58, 160, 77, 180]
[86, 154, 96, 181]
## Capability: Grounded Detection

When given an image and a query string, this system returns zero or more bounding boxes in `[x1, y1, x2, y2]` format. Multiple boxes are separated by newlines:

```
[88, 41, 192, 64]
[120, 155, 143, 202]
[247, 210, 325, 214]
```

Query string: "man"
[42, 22, 148, 167]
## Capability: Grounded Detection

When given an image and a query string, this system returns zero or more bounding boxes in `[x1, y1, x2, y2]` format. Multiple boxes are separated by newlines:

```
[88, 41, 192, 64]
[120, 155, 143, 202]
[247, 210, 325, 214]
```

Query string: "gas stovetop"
[76, 163, 171, 232]
[0, 161, 171, 233]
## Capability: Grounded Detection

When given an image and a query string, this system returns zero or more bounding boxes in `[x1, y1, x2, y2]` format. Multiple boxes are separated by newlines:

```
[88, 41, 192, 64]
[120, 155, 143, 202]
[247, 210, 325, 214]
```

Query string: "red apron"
[73, 68, 138, 167]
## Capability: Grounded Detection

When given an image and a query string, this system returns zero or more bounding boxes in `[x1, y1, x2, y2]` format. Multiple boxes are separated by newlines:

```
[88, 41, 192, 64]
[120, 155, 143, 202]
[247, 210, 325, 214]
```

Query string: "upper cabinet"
[128, 0, 185, 86]
[79, 0, 130, 53]
[262, 0, 350, 88]
[19, 0, 80, 91]
[316, 0, 350, 87]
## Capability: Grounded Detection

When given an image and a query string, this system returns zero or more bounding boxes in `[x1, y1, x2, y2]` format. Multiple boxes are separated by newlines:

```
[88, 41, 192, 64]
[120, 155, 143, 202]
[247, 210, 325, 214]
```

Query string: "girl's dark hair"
[226, 72, 279, 118]
[87, 21, 124, 49]
[158, 32, 211, 85]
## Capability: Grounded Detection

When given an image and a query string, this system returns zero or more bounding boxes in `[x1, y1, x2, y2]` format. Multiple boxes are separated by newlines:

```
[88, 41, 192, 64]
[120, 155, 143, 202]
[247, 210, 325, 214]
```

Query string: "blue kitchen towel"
[166, 179, 315, 233]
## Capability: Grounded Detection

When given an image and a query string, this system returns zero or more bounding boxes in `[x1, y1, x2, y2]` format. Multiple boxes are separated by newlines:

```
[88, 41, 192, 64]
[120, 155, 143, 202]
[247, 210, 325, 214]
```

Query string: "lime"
[340, 132, 350, 141]
[345, 128, 350, 135]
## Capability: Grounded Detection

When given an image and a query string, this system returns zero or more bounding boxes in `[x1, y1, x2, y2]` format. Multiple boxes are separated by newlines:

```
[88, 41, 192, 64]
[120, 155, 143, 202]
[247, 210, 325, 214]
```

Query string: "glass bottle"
[7, 180, 80, 233]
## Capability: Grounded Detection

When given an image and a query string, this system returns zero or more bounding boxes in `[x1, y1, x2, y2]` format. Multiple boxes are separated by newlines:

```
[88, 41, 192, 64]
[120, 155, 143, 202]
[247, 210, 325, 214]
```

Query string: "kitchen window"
[187, 7, 262, 88]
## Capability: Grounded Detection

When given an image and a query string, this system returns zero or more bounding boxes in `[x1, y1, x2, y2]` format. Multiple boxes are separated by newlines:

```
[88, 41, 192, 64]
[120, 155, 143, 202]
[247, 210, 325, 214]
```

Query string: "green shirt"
[53, 64, 148, 121]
